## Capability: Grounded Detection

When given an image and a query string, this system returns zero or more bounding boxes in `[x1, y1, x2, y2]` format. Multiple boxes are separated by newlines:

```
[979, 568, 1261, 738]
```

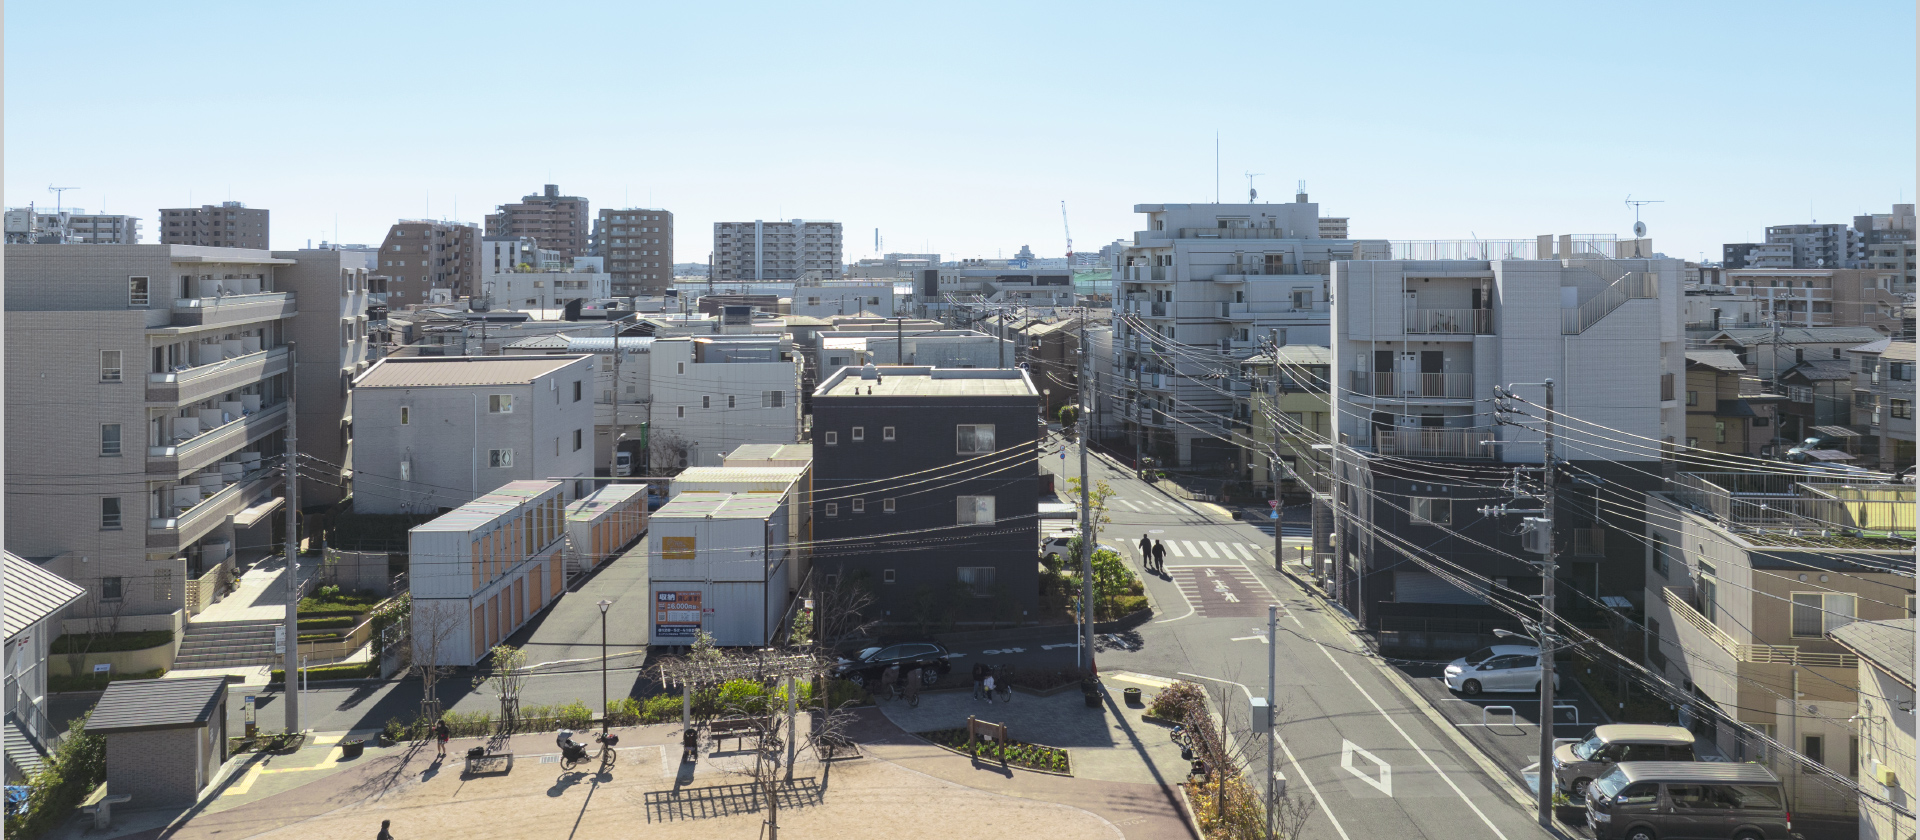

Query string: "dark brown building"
[376, 220, 481, 303]
[486, 184, 589, 261]
[157, 202, 268, 248]
[593, 208, 673, 295]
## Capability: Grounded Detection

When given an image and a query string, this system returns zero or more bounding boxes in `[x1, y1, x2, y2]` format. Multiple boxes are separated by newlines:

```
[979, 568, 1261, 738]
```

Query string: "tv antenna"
[47, 185, 79, 215]
[1245, 172, 1263, 202]
[1625, 195, 1662, 240]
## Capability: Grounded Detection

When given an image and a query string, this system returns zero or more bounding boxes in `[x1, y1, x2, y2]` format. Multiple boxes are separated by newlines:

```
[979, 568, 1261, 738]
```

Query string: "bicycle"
[594, 731, 618, 770]
[993, 665, 1014, 703]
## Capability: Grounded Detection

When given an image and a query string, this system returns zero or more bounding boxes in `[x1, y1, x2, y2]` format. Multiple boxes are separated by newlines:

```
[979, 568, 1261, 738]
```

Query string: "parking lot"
[1392, 660, 1612, 798]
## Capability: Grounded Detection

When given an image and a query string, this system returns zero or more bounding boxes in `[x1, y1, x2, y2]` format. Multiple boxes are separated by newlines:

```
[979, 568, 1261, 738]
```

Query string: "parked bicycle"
[993, 664, 1014, 703]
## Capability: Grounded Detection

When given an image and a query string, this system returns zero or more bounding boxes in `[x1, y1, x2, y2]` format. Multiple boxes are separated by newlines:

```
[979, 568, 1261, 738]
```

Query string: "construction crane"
[47, 185, 79, 215]
[1060, 200, 1073, 269]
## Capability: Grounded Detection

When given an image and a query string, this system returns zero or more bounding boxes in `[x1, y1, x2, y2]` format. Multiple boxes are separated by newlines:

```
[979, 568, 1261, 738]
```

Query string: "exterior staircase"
[173, 618, 281, 669]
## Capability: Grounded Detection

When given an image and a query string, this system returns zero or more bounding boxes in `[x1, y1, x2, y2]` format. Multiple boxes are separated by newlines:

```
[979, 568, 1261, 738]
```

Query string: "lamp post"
[598, 599, 613, 734]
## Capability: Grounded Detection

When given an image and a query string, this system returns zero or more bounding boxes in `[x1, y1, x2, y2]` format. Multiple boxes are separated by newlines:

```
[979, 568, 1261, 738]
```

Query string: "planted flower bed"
[917, 728, 1071, 775]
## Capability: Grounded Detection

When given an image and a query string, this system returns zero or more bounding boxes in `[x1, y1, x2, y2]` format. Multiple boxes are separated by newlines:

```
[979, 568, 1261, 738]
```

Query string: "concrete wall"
[102, 710, 223, 806]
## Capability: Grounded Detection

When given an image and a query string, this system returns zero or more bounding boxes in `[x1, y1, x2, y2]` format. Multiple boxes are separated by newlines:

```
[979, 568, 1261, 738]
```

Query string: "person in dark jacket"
[433, 720, 450, 757]
[377, 820, 395, 840]
[971, 661, 990, 699]
[1139, 533, 1153, 568]
[1151, 539, 1167, 573]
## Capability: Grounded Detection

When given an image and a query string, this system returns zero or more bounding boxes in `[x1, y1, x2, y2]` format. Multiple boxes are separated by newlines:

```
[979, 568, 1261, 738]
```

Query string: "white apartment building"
[4, 208, 142, 244]
[713, 219, 843, 283]
[480, 249, 612, 311]
[1112, 199, 1391, 466]
[349, 355, 598, 514]
[788, 282, 900, 318]
[648, 335, 802, 469]
[6, 245, 305, 617]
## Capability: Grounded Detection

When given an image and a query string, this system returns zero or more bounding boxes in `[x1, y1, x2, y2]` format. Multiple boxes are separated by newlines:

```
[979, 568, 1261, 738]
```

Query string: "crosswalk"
[1138, 539, 1270, 565]
[1112, 497, 1188, 515]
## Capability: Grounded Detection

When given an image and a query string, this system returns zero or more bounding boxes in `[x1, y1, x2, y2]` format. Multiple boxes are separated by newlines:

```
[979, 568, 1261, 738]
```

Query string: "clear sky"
[6, 1, 1913, 264]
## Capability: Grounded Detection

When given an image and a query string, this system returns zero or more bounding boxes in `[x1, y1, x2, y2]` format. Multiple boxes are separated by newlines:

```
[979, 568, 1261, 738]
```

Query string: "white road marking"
[1118, 499, 1142, 512]
[1105, 671, 1175, 688]
[1039, 642, 1078, 650]
[1228, 635, 1268, 644]
[1200, 542, 1221, 559]
[1234, 543, 1261, 563]
[1178, 540, 1199, 557]
[1179, 672, 1351, 840]
[1341, 740, 1394, 796]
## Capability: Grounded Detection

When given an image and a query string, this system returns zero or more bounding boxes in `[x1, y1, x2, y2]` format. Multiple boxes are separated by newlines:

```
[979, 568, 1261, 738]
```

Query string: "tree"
[649, 428, 693, 473]
[1088, 548, 1134, 620]
[477, 644, 530, 733]
[405, 599, 464, 724]
[1063, 476, 1117, 531]
[1058, 404, 1080, 435]
[1190, 668, 1318, 840]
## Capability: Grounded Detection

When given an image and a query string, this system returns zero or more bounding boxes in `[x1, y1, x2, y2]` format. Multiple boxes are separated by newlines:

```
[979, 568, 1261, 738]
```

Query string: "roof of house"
[86, 677, 227, 733]
[1780, 360, 1854, 382]
[560, 336, 654, 354]
[1714, 399, 1758, 417]
[1847, 337, 1893, 356]
[1245, 345, 1333, 366]
[1685, 349, 1748, 373]
[723, 444, 814, 466]
[1885, 341, 1917, 363]
[1830, 619, 1915, 689]
[1711, 327, 1885, 346]
[354, 355, 588, 388]
[3, 552, 85, 639]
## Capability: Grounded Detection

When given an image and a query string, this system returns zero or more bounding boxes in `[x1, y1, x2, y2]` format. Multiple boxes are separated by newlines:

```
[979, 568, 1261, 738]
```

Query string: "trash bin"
[340, 739, 364, 760]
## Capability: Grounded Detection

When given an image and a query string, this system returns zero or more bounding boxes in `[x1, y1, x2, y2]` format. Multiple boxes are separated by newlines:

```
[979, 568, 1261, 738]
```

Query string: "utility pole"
[896, 316, 903, 365]
[1078, 319, 1096, 674]
[610, 333, 622, 478]
[1266, 603, 1278, 840]
[282, 346, 302, 734]
[1536, 378, 1557, 830]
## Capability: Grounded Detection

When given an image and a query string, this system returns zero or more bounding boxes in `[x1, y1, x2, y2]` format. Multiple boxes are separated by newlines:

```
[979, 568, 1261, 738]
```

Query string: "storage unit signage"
[655, 591, 703, 637]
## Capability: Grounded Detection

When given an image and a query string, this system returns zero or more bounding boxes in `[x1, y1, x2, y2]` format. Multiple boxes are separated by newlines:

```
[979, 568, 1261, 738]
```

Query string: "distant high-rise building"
[712, 219, 842, 283]
[376, 220, 481, 303]
[158, 202, 268, 248]
[4, 207, 142, 244]
[1763, 222, 1863, 269]
[592, 208, 673, 295]
[485, 184, 589, 261]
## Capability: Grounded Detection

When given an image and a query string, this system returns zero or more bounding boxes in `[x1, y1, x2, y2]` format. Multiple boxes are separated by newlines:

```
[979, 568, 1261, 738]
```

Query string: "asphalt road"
[1040, 443, 1555, 840]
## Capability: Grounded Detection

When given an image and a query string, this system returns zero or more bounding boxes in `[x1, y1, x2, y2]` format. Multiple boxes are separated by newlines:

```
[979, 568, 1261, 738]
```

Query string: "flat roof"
[654, 491, 784, 520]
[413, 480, 564, 533]
[87, 677, 227, 732]
[674, 466, 805, 485]
[355, 355, 588, 388]
[724, 444, 813, 465]
[816, 366, 1036, 398]
[568, 483, 648, 520]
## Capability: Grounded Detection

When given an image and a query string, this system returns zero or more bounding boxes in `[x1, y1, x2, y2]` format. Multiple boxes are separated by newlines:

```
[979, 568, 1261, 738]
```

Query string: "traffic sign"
[1269, 500, 1279, 509]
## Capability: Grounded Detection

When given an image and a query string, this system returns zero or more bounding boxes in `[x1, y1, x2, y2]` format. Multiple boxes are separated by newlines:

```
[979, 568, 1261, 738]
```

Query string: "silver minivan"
[1554, 724, 1697, 797]
[1586, 761, 1790, 840]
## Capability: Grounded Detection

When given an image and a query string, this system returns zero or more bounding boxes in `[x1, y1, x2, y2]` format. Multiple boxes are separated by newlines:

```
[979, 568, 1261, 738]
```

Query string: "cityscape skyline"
[6, 2, 1914, 264]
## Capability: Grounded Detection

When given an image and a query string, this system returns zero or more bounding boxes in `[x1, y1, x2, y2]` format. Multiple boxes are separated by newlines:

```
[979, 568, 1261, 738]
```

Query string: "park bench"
[464, 746, 514, 775]
[706, 717, 771, 752]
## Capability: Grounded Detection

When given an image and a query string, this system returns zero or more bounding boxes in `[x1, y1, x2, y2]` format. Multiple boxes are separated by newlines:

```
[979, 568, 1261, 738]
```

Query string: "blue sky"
[6, 1, 1913, 263]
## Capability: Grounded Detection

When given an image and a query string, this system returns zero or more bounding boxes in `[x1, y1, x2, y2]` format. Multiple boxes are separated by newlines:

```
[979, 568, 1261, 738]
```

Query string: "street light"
[598, 599, 613, 735]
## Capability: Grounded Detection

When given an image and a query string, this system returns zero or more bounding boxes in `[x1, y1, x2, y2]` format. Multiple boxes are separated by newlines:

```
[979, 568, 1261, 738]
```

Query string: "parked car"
[1586, 761, 1789, 840]
[1441, 645, 1560, 696]
[1040, 526, 1080, 564]
[1554, 724, 1697, 798]
[614, 451, 634, 477]
[830, 641, 952, 688]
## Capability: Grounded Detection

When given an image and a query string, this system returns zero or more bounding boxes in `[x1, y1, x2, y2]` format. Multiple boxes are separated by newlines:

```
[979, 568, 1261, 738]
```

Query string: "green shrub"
[555, 700, 593, 730]
[440, 709, 493, 738]
[604, 697, 643, 727]
[49, 668, 165, 693]
[3, 713, 106, 839]
[268, 661, 377, 684]
[49, 630, 175, 654]
[641, 693, 683, 723]
[296, 616, 358, 632]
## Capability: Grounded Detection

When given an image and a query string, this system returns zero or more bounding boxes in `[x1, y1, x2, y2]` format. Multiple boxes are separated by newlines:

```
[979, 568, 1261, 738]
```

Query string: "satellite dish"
[1633, 221, 1647, 238]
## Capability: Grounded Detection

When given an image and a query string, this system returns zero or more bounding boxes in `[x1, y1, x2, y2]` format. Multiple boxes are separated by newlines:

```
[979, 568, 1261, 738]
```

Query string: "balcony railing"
[1348, 370, 1474, 399]
[1373, 428, 1496, 459]
[1670, 473, 1917, 534]
[146, 346, 289, 405]
[1118, 266, 1168, 284]
[1662, 588, 1858, 669]
[170, 292, 296, 327]
[149, 476, 276, 552]
[1572, 528, 1606, 556]
[1404, 308, 1492, 335]
[148, 403, 288, 476]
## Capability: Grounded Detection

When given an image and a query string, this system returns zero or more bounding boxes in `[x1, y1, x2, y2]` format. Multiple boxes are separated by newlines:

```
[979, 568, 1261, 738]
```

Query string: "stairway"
[173, 618, 281, 669]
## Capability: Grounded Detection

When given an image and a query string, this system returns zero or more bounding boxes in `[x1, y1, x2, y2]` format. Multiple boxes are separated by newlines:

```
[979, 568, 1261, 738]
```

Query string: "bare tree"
[476, 644, 530, 733]
[1194, 668, 1318, 840]
[405, 599, 464, 725]
[649, 429, 692, 474]
[703, 663, 863, 840]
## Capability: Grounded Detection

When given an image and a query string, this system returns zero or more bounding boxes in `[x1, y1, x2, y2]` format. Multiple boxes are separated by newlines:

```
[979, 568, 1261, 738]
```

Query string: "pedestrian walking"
[1151, 539, 1167, 573]
[376, 819, 395, 840]
[432, 719, 450, 758]
[971, 661, 990, 699]
[981, 671, 996, 702]
[903, 667, 922, 707]
[1138, 533, 1152, 568]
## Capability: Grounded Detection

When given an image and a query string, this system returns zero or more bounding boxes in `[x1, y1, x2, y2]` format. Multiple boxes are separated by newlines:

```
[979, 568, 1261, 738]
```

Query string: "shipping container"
[408, 480, 570, 665]
[648, 492, 791, 647]
[670, 465, 810, 591]
[567, 482, 648, 568]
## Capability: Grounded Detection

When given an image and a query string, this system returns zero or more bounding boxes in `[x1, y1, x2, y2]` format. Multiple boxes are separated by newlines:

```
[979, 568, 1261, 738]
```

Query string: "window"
[677, 362, 686, 375]
[1651, 533, 1671, 577]
[1715, 420, 1727, 443]
[1686, 390, 1699, 406]
[702, 396, 710, 409]
[851, 426, 865, 441]
[154, 568, 172, 600]
[957, 495, 995, 525]
[957, 567, 997, 592]
[129, 276, 150, 307]
[883, 498, 896, 514]
[824, 502, 839, 517]
[1409, 497, 1451, 526]
[1791, 592, 1856, 637]
[1291, 288, 1313, 310]
[101, 497, 122, 529]
[101, 424, 121, 456]
[399, 407, 410, 425]
[824, 431, 838, 446]
[100, 350, 122, 382]
[573, 381, 583, 402]
[573, 429, 583, 451]
[489, 448, 513, 468]
[1894, 399, 1912, 419]
[956, 424, 996, 454]
[1803, 735, 1825, 766]
[489, 394, 513, 413]
[676, 406, 685, 418]
[882, 426, 896, 441]
[851, 499, 865, 513]
[726, 395, 736, 409]
[100, 576, 124, 602]
[882, 569, 896, 584]
[763, 390, 785, 408]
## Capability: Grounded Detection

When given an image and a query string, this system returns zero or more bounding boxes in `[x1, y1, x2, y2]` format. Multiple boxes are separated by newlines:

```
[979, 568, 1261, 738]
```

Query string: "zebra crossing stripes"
[1113, 497, 1185, 514]
[1157, 541, 1270, 565]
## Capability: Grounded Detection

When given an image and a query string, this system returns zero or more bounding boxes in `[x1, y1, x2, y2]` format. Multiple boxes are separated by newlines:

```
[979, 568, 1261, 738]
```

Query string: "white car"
[1442, 645, 1561, 696]
[1040, 528, 1080, 564]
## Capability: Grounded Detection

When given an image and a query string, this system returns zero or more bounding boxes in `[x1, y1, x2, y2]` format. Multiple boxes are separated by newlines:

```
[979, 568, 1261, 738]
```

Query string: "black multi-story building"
[811, 366, 1039, 620]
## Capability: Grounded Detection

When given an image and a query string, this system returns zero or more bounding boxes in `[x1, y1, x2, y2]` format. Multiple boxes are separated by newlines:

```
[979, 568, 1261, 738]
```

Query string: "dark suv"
[831, 641, 952, 688]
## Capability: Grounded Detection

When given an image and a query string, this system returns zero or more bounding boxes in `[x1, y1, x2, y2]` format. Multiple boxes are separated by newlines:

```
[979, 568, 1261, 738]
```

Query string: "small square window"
[851, 426, 865, 441]
[883, 569, 896, 584]
[825, 502, 839, 517]
[100, 350, 123, 382]
[489, 448, 513, 468]
[824, 431, 838, 446]
[99, 576, 124, 601]
[852, 499, 865, 513]
[702, 395, 711, 409]
[882, 426, 896, 441]
[100, 497, 122, 529]
[101, 424, 122, 456]
[489, 394, 514, 413]
[883, 498, 896, 513]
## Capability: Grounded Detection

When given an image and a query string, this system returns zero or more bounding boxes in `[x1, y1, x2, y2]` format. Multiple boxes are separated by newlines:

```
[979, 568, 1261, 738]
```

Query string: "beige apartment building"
[486, 184, 589, 261]
[593, 208, 673, 295]
[5, 245, 310, 620]
[377, 220, 481, 302]
[1724, 268, 1905, 335]
[713, 219, 842, 283]
[158, 202, 269, 249]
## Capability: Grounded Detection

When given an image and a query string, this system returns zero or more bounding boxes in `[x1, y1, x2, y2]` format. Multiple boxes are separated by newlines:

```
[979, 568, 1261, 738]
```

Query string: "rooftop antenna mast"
[1245, 172, 1263, 202]
[47, 185, 79, 215]
[1624, 195, 1662, 256]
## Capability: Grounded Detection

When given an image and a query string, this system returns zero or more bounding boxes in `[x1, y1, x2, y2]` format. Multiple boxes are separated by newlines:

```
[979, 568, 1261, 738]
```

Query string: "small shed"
[85, 677, 228, 805]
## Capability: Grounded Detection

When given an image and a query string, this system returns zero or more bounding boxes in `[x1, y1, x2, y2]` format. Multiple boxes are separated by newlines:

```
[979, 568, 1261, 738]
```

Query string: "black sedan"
[831, 641, 952, 688]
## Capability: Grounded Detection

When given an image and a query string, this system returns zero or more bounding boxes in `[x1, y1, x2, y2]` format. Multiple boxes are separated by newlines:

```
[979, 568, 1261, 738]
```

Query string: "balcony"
[148, 402, 288, 478]
[147, 346, 289, 406]
[1118, 266, 1169, 284]
[1572, 528, 1606, 556]
[148, 476, 278, 553]
[1347, 370, 1475, 400]
[169, 292, 296, 328]
[1662, 587, 1858, 669]
[1373, 428, 1496, 459]
[1403, 308, 1492, 335]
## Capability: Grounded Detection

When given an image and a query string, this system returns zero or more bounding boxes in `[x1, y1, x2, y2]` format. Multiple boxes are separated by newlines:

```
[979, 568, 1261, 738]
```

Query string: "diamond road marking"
[1341, 740, 1393, 796]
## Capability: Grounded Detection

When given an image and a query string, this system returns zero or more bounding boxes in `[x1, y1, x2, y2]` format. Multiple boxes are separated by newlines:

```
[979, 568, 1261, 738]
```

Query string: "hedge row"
[268, 661, 378, 684]
[49, 668, 165, 694]
[49, 630, 174, 654]
[1, 714, 105, 840]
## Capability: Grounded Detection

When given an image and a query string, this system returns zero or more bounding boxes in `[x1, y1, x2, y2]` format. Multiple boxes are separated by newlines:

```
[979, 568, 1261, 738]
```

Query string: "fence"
[184, 564, 230, 617]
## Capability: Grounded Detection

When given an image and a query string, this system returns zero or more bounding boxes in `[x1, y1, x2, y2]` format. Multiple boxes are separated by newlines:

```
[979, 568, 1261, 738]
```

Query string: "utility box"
[1251, 696, 1272, 731]
[1520, 517, 1552, 555]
